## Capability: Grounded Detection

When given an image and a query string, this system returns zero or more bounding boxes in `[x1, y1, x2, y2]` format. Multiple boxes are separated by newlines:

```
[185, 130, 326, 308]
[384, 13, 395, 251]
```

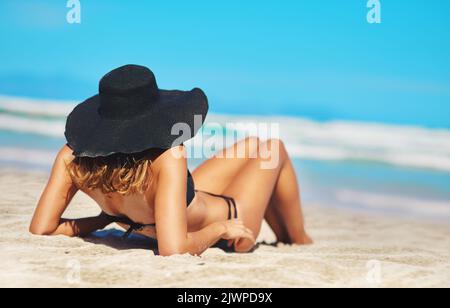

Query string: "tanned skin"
[30, 137, 311, 256]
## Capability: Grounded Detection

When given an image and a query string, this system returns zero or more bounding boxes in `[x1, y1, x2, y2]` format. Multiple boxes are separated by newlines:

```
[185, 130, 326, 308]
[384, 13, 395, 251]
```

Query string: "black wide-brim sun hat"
[65, 65, 208, 157]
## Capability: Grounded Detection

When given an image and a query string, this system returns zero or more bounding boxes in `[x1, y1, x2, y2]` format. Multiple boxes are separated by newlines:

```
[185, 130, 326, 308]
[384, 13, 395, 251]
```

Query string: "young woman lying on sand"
[30, 65, 312, 256]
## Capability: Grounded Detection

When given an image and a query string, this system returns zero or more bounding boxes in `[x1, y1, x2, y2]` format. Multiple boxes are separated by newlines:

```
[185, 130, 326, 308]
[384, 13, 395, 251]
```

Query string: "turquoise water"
[4, 128, 450, 200]
[192, 157, 450, 222]
[1, 1, 450, 128]
[0, 130, 62, 150]
[1, 118, 450, 222]
[3, 124, 450, 189]
[0, 1, 449, 221]
[295, 159, 450, 200]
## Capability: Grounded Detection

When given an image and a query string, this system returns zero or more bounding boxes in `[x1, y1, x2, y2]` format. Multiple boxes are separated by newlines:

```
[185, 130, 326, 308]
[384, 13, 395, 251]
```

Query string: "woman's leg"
[192, 137, 260, 194]
[264, 196, 291, 243]
[193, 137, 292, 242]
[265, 143, 312, 245]
[222, 139, 312, 252]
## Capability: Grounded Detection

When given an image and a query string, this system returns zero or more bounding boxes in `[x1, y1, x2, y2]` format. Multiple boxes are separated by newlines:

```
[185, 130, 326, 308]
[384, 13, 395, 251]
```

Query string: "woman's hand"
[220, 219, 256, 247]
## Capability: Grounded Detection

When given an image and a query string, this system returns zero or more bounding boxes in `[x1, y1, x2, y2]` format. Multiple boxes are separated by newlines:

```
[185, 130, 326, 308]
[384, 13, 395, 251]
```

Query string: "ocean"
[1, 95, 450, 222]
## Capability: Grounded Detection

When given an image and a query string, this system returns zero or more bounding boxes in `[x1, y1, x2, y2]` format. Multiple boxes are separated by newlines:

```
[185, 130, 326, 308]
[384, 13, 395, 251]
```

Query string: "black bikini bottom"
[196, 190, 238, 221]
[101, 191, 238, 239]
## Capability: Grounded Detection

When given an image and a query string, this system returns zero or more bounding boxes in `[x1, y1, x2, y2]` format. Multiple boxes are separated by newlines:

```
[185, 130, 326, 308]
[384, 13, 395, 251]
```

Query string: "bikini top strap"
[101, 211, 156, 239]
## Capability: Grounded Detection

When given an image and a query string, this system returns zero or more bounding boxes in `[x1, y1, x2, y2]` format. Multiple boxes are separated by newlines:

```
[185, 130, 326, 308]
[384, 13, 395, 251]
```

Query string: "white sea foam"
[0, 147, 56, 166]
[207, 114, 450, 172]
[0, 95, 75, 117]
[1, 95, 450, 172]
[0, 114, 65, 137]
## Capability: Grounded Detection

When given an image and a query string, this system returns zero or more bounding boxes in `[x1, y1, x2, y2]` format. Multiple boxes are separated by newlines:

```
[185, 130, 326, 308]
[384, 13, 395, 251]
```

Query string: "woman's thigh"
[192, 137, 260, 194]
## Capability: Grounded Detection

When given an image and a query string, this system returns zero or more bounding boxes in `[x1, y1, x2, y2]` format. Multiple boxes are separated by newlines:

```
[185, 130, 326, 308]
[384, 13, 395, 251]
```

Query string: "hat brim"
[65, 88, 208, 157]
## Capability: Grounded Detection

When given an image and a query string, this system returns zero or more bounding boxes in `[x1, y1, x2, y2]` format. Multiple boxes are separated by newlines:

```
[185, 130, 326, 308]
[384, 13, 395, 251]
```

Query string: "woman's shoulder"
[151, 145, 187, 174]
[55, 144, 76, 163]
[56, 144, 75, 161]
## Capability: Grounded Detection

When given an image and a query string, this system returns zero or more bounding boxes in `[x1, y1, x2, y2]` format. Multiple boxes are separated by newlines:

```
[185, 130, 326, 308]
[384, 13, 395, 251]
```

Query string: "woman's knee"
[257, 138, 287, 169]
[233, 136, 261, 159]
[245, 136, 261, 157]
[29, 223, 55, 236]
[267, 138, 286, 153]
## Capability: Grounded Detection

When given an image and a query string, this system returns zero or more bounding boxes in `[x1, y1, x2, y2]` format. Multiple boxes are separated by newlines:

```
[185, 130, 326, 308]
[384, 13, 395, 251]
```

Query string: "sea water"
[1, 95, 450, 222]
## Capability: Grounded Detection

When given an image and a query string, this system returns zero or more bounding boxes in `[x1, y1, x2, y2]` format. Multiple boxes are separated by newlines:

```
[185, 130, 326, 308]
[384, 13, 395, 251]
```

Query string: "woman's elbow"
[29, 222, 56, 236]
[159, 251, 183, 257]
[158, 242, 191, 257]
[159, 247, 188, 257]
[29, 225, 49, 236]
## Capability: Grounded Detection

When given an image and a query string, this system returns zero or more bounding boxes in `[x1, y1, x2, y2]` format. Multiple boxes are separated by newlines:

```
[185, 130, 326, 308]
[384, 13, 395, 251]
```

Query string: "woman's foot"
[292, 233, 313, 245]
[277, 232, 313, 245]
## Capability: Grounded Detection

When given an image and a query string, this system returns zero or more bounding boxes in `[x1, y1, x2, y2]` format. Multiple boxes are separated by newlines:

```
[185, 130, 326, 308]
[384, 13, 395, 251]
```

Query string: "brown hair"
[67, 151, 153, 196]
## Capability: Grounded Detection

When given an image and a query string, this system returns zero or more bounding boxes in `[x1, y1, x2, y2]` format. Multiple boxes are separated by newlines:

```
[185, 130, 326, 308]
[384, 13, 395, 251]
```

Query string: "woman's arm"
[154, 146, 255, 256]
[29, 145, 110, 237]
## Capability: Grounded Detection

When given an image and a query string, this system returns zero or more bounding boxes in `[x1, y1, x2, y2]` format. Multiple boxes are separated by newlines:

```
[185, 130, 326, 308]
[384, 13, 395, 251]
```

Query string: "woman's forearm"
[184, 222, 226, 256]
[50, 215, 111, 237]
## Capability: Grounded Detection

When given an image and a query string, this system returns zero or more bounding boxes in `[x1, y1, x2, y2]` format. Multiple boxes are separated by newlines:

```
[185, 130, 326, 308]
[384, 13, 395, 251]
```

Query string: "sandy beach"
[1, 169, 449, 288]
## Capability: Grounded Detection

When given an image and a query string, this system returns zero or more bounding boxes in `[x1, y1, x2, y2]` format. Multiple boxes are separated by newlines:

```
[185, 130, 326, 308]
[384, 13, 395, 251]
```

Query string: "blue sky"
[1, 0, 450, 128]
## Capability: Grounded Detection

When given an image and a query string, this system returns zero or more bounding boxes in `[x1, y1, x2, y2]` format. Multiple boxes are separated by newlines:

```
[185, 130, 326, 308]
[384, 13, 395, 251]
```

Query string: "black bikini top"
[102, 168, 196, 238]
[186, 169, 196, 206]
